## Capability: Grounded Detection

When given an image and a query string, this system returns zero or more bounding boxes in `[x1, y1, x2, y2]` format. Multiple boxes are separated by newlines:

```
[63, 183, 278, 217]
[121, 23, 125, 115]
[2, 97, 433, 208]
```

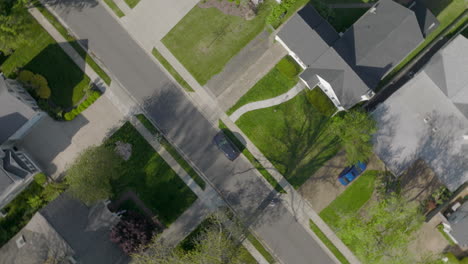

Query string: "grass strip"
[219, 120, 286, 194]
[309, 220, 350, 264]
[319, 170, 378, 228]
[124, 0, 140, 9]
[36, 5, 112, 85]
[152, 48, 194, 92]
[103, 0, 125, 18]
[437, 224, 456, 246]
[136, 114, 206, 189]
[247, 233, 276, 263]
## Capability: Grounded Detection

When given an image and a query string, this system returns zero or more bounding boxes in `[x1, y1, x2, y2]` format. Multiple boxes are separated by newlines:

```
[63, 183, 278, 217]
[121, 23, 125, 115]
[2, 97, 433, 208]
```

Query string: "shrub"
[31, 75, 51, 99]
[110, 211, 156, 254]
[34, 173, 47, 186]
[17, 70, 34, 85]
[276, 56, 300, 78]
[266, 0, 299, 28]
[63, 90, 102, 121]
[42, 181, 68, 202]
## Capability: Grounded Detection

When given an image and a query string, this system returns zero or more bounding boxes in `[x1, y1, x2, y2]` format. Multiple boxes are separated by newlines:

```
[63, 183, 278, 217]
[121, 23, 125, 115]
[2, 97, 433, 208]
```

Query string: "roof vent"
[369, 7, 377, 14]
[16, 235, 26, 248]
[432, 127, 439, 133]
[423, 116, 431, 123]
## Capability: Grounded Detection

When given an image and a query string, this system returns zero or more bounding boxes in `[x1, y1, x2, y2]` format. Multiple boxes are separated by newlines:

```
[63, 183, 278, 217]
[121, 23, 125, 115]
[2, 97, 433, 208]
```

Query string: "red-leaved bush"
[110, 211, 156, 254]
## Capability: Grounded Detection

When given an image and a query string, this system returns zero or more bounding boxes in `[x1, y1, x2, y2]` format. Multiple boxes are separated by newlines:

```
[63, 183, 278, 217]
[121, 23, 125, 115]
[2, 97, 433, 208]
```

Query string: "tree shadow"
[23, 41, 88, 109]
[41, 0, 98, 12]
[267, 96, 341, 188]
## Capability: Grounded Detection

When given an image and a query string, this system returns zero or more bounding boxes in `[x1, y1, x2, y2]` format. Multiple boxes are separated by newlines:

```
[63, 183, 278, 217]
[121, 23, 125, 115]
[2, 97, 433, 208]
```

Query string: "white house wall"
[275, 36, 307, 69]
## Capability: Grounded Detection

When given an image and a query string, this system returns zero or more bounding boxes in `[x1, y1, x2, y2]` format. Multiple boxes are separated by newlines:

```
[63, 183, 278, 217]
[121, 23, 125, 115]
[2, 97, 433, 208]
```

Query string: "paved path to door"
[229, 82, 306, 122]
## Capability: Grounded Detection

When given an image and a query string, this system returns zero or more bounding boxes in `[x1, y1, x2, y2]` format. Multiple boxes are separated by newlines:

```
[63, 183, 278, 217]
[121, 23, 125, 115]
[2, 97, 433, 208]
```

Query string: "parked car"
[338, 161, 367, 186]
[213, 131, 240, 161]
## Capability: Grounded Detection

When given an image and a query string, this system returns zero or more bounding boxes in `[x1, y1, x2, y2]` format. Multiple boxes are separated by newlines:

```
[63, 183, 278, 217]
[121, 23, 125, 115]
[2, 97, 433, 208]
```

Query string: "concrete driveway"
[19, 96, 125, 179]
[121, 0, 199, 50]
[299, 152, 385, 212]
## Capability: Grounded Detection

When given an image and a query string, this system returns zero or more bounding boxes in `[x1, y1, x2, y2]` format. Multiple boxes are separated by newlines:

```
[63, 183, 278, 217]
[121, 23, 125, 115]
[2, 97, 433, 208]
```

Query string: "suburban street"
[44, 0, 336, 263]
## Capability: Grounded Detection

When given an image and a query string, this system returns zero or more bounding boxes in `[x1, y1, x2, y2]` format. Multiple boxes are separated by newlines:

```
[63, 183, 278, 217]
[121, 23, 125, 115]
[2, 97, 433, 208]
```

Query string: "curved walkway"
[229, 82, 306, 122]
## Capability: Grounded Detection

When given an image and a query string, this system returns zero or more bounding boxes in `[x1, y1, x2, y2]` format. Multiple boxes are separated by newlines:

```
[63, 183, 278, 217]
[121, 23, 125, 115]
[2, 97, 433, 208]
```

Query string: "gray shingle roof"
[40, 194, 129, 264]
[277, 0, 437, 109]
[277, 4, 339, 66]
[448, 202, 468, 247]
[0, 76, 35, 145]
[424, 35, 468, 119]
[373, 35, 468, 191]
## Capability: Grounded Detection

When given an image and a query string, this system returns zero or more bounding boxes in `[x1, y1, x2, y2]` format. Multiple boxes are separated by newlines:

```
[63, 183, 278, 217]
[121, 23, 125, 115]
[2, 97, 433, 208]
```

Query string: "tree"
[0, 0, 33, 55]
[66, 146, 120, 205]
[336, 195, 424, 264]
[329, 109, 377, 165]
[110, 211, 156, 255]
[132, 211, 250, 264]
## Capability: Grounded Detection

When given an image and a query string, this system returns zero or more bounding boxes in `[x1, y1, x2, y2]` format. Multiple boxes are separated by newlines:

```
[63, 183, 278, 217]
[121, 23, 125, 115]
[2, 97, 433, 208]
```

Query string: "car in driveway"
[213, 131, 240, 161]
[338, 161, 367, 186]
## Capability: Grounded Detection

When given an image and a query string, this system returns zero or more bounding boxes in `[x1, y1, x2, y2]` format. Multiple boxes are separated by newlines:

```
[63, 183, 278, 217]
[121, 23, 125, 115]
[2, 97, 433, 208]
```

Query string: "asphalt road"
[45, 1, 336, 263]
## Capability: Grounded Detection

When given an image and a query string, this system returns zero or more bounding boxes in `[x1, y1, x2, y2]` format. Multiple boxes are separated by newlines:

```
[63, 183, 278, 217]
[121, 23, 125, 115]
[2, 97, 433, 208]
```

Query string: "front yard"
[0, 12, 90, 109]
[236, 89, 340, 188]
[227, 55, 302, 115]
[104, 122, 197, 226]
[162, 0, 275, 85]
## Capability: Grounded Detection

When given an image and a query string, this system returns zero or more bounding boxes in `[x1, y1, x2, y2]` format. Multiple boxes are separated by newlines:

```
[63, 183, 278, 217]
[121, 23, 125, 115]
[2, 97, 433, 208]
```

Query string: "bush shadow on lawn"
[236, 91, 341, 189]
[23, 42, 89, 109]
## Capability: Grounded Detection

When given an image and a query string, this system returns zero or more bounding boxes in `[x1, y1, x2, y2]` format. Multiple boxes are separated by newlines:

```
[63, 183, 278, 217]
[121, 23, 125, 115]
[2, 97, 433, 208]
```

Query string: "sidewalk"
[35, 3, 358, 263]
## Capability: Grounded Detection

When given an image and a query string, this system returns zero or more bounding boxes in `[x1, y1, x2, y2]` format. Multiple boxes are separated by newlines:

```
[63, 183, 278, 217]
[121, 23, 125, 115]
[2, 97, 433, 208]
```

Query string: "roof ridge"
[355, 10, 416, 66]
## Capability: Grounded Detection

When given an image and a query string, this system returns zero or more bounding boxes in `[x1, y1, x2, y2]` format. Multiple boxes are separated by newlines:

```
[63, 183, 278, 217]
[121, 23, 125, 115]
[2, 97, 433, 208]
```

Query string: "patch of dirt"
[198, 0, 256, 20]
[114, 141, 132, 161]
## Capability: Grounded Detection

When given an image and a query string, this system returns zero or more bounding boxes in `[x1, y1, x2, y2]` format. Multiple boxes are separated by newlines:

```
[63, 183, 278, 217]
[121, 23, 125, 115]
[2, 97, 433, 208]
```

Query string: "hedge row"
[63, 90, 101, 121]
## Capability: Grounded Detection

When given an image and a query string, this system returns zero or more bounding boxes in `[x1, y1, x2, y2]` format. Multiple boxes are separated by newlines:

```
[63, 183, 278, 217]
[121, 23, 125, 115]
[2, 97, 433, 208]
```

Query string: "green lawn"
[236, 91, 341, 188]
[162, 1, 275, 85]
[330, 8, 368, 32]
[227, 55, 301, 115]
[103, 0, 125, 17]
[152, 48, 194, 92]
[124, 0, 140, 8]
[105, 122, 197, 226]
[36, 4, 111, 85]
[247, 233, 276, 263]
[309, 220, 350, 264]
[379, 0, 467, 87]
[306, 87, 336, 116]
[136, 114, 206, 189]
[0, 181, 44, 247]
[1, 12, 89, 108]
[219, 121, 286, 193]
[319, 170, 378, 228]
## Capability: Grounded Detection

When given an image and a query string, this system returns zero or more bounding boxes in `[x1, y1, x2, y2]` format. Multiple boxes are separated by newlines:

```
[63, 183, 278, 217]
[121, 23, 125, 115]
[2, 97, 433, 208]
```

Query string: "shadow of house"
[276, 0, 439, 110]
[23, 41, 89, 109]
[0, 193, 128, 264]
[41, 0, 98, 12]
[0, 75, 44, 210]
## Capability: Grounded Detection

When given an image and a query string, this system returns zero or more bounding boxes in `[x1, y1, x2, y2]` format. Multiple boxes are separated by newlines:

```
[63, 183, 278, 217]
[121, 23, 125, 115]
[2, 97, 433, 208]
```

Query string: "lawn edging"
[35, 4, 112, 85]
[309, 219, 350, 264]
[219, 120, 286, 194]
[136, 114, 206, 189]
[152, 48, 194, 92]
